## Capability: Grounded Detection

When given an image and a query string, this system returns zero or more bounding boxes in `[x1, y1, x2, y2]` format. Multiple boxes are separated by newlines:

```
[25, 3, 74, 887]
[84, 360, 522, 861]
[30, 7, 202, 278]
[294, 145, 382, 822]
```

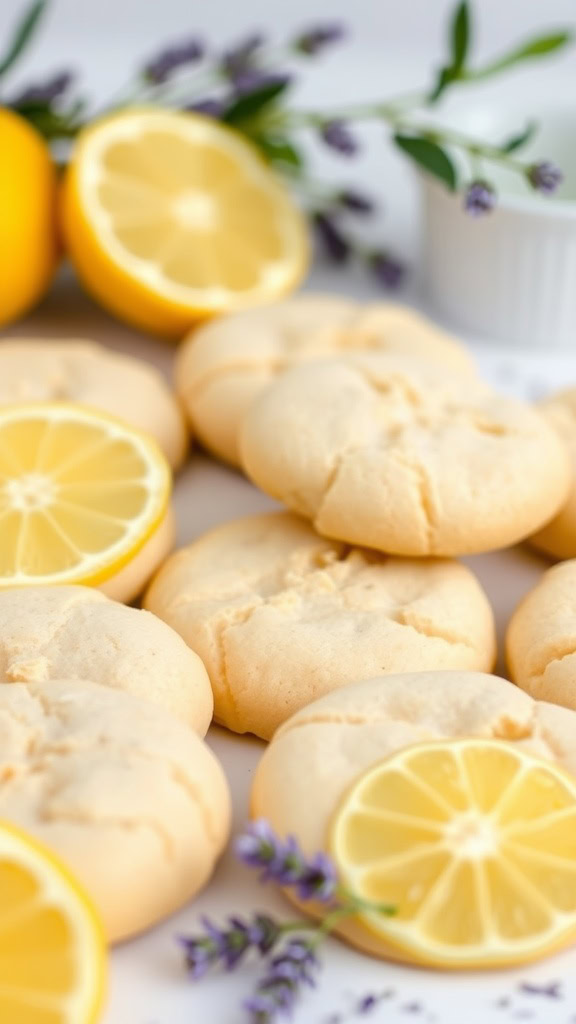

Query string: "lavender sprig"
[244, 937, 320, 1023]
[235, 819, 338, 902]
[179, 912, 281, 977]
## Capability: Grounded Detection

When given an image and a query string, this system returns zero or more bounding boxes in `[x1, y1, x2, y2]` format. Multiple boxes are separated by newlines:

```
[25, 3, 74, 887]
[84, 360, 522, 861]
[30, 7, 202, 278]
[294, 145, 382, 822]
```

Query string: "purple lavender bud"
[358, 994, 379, 1014]
[185, 98, 227, 118]
[294, 22, 347, 55]
[463, 180, 496, 217]
[244, 992, 277, 1023]
[297, 851, 337, 903]
[222, 32, 266, 81]
[337, 189, 375, 215]
[144, 37, 205, 83]
[320, 119, 359, 156]
[527, 161, 563, 194]
[313, 212, 351, 263]
[235, 819, 282, 870]
[245, 936, 320, 1022]
[232, 70, 291, 97]
[369, 251, 405, 289]
[12, 70, 74, 106]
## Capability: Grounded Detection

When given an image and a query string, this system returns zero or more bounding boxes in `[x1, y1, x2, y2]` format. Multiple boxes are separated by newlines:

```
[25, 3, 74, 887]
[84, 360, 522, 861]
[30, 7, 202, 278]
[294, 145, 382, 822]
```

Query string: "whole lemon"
[0, 108, 58, 326]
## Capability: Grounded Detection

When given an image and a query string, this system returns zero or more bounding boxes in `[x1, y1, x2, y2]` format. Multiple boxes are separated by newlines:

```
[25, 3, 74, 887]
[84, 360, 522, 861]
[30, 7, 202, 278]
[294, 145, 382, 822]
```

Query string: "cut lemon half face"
[0, 819, 106, 1023]
[62, 109, 309, 336]
[0, 403, 170, 587]
[331, 738, 576, 968]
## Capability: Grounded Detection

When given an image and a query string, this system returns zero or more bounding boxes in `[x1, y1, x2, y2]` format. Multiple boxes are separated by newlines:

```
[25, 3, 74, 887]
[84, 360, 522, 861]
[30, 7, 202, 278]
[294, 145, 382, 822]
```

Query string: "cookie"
[240, 354, 570, 556]
[530, 388, 576, 558]
[101, 504, 175, 604]
[0, 339, 187, 468]
[144, 511, 496, 739]
[252, 670, 576, 960]
[507, 559, 576, 711]
[0, 679, 229, 942]
[0, 585, 212, 732]
[176, 295, 476, 465]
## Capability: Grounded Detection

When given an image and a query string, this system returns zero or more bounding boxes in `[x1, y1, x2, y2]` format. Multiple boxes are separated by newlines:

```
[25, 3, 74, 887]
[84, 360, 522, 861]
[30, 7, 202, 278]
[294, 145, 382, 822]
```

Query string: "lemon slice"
[0, 819, 105, 1023]
[62, 109, 309, 336]
[332, 738, 576, 968]
[0, 403, 170, 587]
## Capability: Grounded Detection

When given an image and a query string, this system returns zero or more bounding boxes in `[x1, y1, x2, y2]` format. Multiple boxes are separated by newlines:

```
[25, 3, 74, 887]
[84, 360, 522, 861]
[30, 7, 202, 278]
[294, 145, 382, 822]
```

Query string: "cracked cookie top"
[144, 511, 496, 739]
[0, 678, 230, 942]
[251, 669, 576, 958]
[507, 559, 576, 712]
[240, 354, 570, 557]
[0, 585, 213, 733]
[175, 294, 476, 466]
[0, 338, 187, 468]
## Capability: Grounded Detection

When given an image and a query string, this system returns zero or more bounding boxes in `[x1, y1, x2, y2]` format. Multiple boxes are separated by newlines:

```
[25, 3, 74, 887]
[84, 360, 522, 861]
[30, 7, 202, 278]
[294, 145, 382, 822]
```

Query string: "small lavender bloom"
[463, 180, 496, 217]
[179, 911, 281, 978]
[320, 120, 359, 156]
[357, 994, 379, 1014]
[369, 251, 405, 289]
[236, 821, 338, 900]
[527, 161, 563, 194]
[337, 189, 375, 215]
[232, 70, 292, 97]
[144, 37, 205, 83]
[297, 851, 338, 902]
[185, 98, 227, 117]
[294, 22, 347, 55]
[313, 212, 351, 263]
[245, 937, 320, 1023]
[222, 32, 266, 82]
[235, 819, 283, 870]
[12, 71, 73, 106]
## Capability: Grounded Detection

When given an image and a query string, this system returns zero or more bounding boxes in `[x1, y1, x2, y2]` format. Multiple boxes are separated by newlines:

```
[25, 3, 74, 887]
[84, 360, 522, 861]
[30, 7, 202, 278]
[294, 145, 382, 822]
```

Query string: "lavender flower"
[235, 820, 338, 902]
[463, 180, 496, 216]
[294, 22, 347, 56]
[179, 912, 281, 978]
[369, 251, 405, 289]
[320, 119, 359, 156]
[313, 213, 351, 263]
[527, 161, 563, 194]
[186, 98, 227, 118]
[337, 189, 375, 214]
[12, 71, 73, 106]
[245, 937, 320, 1023]
[144, 37, 205, 84]
[232, 71, 292, 97]
[222, 33, 266, 82]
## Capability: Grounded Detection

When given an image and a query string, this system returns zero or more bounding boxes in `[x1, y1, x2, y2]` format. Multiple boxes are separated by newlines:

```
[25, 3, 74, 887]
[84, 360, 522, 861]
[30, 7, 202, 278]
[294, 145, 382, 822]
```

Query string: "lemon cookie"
[0, 585, 212, 732]
[0, 679, 229, 942]
[0, 339, 187, 468]
[240, 355, 570, 557]
[176, 295, 476, 465]
[507, 559, 576, 711]
[252, 670, 576, 961]
[530, 387, 576, 558]
[144, 512, 495, 739]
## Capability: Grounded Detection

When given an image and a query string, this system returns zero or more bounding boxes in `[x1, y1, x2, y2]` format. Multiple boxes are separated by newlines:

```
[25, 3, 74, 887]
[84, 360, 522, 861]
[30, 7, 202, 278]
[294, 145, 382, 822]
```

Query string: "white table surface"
[4, 270, 576, 1024]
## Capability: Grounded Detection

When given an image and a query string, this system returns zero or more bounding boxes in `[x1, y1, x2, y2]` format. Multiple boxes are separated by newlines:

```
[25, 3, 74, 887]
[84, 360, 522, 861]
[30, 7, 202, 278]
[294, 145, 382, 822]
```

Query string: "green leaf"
[394, 134, 457, 191]
[0, 0, 49, 79]
[223, 79, 290, 126]
[499, 120, 538, 154]
[473, 30, 573, 78]
[254, 135, 303, 170]
[451, 2, 470, 72]
[428, 66, 452, 103]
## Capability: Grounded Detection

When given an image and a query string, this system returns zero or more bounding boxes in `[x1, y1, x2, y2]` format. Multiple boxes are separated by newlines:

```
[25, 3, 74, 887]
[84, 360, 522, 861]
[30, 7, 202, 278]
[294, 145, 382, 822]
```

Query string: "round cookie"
[0, 679, 229, 942]
[507, 559, 576, 711]
[176, 295, 476, 465]
[0, 339, 187, 468]
[0, 584, 212, 732]
[530, 387, 576, 558]
[252, 670, 576, 961]
[144, 511, 496, 740]
[240, 354, 571, 557]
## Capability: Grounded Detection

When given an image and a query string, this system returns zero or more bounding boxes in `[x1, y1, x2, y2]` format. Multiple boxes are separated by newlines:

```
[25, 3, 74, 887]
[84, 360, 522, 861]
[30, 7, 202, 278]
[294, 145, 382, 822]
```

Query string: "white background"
[3, 1, 576, 1022]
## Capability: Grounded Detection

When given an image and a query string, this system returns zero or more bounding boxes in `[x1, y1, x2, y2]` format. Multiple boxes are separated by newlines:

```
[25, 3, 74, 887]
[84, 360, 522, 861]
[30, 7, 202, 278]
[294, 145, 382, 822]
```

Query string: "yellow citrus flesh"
[61, 109, 309, 337]
[331, 738, 576, 969]
[0, 403, 170, 588]
[0, 109, 58, 327]
[0, 819, 105, 1023]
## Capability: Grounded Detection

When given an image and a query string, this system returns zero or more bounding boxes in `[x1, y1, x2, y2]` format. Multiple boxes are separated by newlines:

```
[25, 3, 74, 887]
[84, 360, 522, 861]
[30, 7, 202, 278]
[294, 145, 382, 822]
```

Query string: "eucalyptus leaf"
[223, 79, 290, 126]
[499, 120, 538, 154]
[451, 2, 470, 73]
[0, 0, 49, 79]
[394, 134, 457, 191]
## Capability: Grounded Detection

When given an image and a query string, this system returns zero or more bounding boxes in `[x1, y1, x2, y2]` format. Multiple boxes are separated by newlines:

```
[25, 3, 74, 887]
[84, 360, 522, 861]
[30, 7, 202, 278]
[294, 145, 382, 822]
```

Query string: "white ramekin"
[420, 109, 576, 350]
